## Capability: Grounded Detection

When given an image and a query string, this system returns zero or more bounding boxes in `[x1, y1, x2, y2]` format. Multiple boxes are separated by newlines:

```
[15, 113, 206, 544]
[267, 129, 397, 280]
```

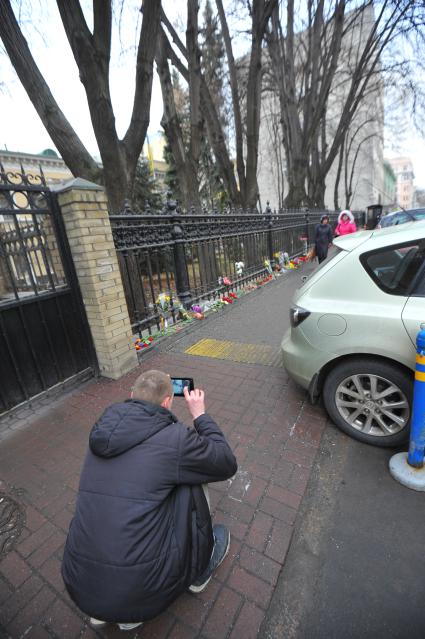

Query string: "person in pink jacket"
[334, 210, 357, 236]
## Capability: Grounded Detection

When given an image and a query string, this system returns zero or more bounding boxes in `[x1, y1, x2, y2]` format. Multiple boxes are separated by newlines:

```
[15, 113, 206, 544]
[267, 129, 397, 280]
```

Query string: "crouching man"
[62, 370, 237, 632]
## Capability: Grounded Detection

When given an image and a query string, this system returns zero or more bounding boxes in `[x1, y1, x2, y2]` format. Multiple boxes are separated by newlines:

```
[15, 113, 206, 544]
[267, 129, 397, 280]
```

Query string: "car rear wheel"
[323, 359, 412, 447]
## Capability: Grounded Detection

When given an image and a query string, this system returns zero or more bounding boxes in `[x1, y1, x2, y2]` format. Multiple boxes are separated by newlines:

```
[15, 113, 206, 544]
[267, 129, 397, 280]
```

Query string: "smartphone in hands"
[170, 377, 194, 397]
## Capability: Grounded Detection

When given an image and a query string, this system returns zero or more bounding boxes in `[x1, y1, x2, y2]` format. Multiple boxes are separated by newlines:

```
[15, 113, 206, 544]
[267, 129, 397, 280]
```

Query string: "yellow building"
[1, 142, 169, 193]
[142, 135, 168, 191]
[0, 148, 73, 184]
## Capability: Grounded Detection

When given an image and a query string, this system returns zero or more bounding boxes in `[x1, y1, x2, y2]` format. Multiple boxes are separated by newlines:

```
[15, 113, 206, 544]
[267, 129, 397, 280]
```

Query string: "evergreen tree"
[132, 157, 163, 212]
[163, 69, 190, 203]
[162, 8, 229, 209]
[200, 0, 227, 127]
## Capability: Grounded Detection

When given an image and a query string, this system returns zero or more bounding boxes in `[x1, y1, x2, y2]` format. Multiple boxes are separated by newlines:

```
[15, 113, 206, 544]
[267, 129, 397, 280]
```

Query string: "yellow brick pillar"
[55, 178, 138, 379]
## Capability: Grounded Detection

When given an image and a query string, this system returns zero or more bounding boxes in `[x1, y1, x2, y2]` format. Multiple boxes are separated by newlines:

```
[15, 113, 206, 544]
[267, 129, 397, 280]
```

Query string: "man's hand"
[183, 387, 206, 421]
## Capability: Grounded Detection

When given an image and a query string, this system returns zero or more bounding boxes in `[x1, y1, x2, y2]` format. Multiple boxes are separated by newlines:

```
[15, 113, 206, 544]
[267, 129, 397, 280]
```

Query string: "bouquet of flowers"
[156, 293, 173, 331]
[264, 259, 273, 276]
[190, 303, 205, 320]
[135, 336, 155, 351]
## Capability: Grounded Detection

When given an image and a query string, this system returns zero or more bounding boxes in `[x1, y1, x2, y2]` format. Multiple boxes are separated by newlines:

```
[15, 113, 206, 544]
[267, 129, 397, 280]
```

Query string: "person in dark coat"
[314, 215, 333, 264]
[61, 369, 237, 632]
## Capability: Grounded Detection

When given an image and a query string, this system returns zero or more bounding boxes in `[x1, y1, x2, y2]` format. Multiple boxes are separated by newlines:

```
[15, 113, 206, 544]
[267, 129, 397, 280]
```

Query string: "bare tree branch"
[0, 0, 101, 182]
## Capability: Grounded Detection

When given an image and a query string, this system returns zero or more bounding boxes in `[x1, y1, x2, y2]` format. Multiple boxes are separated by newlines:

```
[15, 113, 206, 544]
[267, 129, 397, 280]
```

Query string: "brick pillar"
[55, 179, 138, 379]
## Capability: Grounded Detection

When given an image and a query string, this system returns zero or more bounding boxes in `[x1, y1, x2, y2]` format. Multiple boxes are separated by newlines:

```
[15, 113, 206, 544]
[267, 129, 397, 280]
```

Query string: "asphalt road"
[261, 418, 425, 639]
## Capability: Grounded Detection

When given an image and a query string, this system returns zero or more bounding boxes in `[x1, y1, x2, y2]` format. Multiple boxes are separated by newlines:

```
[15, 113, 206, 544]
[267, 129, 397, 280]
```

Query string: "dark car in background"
[377, 208, 425, 229]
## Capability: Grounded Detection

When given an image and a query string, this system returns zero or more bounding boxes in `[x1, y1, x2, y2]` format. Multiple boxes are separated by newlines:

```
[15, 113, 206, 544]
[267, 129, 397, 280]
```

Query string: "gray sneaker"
[118, 623, 144, 631]
[89, 618, 143, 631]
[189, 524, 230, 593]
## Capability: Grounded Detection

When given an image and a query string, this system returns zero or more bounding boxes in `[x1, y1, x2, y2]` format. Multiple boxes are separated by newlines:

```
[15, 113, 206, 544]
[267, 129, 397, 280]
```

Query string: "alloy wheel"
[335, 373, 410, 437]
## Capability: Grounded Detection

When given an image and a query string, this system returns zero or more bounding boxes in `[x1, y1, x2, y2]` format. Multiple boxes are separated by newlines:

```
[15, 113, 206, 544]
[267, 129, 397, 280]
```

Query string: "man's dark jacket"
[61, 399, 237, 623]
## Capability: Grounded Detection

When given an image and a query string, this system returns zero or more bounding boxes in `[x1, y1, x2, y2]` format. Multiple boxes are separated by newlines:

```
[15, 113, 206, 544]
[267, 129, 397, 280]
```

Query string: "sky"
[1, 1, 425, 189]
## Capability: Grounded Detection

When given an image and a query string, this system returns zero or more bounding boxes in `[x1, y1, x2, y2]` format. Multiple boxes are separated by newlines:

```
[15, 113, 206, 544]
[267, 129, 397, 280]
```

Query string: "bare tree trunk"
[56, 0, 160, 211]
[216, 0, 246, 203]
[244, 1, 263, 208]
[162, 1, 275, 210]
[156, 30, 200, 208]
[160, 15, 241, 205]
[0, 0, 160, 211]
[0, 0, 101, 183]
[267, 3, 308, 207]
[334, 138, 345, 210]
[186, 0, 203, 201]
[267, 0, 345, 208]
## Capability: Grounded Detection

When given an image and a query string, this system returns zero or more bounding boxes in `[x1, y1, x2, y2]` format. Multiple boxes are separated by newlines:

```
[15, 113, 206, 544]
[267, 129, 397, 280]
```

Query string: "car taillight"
[290, 306, 311, 328]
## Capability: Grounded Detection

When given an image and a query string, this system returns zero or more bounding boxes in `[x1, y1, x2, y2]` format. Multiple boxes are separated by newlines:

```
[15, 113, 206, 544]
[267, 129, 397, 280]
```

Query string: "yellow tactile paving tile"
[184, 338, 282, 367]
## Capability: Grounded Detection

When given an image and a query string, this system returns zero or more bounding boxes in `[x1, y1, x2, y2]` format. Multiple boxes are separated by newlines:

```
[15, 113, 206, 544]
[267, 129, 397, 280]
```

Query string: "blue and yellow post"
[407, 327, 425, 468]
[390, 326, 425, 490]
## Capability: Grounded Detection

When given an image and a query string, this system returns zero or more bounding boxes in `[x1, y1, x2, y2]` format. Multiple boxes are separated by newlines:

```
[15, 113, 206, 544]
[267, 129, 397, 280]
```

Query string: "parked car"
[377, 208, 425, 229]
[281, 221, 425, 446]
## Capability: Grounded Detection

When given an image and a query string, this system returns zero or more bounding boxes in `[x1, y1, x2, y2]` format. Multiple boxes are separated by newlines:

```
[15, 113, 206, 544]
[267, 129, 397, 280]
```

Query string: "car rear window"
[361, 240, 425, 296]
[380, 215, 396, 227]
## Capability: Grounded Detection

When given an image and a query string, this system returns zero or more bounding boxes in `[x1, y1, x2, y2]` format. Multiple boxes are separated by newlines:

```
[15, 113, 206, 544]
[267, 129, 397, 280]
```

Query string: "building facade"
[387, 157, 415, 210]
[0, 148, 72, 184]
[142, 134, 169, 193]
[1, 143, 169, 197]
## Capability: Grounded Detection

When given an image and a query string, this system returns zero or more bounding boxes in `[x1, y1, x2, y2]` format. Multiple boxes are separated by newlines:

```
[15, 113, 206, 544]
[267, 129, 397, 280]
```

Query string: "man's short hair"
[132, 370, 173, 405]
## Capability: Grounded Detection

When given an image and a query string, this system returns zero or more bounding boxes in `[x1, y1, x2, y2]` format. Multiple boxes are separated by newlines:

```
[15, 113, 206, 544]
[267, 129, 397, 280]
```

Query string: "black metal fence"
[109, 200, 362, 336]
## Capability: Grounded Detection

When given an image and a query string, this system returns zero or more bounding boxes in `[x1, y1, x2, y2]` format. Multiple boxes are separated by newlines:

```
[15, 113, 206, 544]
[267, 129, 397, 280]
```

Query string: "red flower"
[229, 292, 237, 299]
[148, 336, 154, 342]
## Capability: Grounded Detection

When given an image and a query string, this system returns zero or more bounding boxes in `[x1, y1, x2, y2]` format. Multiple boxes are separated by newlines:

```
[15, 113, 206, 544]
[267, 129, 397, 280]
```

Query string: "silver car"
[281, 221, 425, 446]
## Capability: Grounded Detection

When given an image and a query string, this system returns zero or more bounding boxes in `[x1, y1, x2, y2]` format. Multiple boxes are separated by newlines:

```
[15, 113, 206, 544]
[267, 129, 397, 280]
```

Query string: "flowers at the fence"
[229, 292, 237, 299]
[190, 303, 205, 320]
[134, 336, 155, 351]
[264, 259, 273, 276]
[235, 261, 244, 277]
[191, 304, 203, 314]
[223, 276, 232, 286]
[177, 306, 191, 321]
[257, 274, 273, 285]
[156, 293, 172, 313]
[156, 293, 173, 331]
[222, 296, 233, 304]
[281, 252, 290, 266]
[285, 261, 298, 269]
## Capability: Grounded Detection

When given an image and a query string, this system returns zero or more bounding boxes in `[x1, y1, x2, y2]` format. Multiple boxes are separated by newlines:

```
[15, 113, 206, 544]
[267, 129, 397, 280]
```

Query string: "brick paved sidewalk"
[0, 348, 328, 639]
